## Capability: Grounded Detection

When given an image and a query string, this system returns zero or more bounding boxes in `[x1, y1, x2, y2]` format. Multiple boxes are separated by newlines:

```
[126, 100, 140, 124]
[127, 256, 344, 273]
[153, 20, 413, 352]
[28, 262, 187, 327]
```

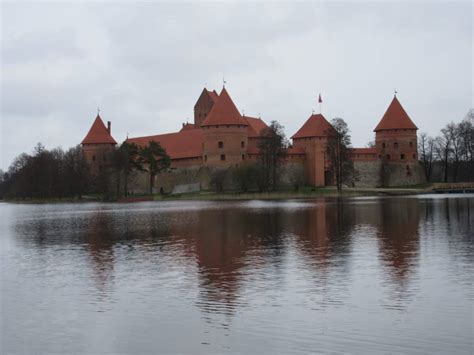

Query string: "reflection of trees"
[85, 213, 116, 300]
[375, 198, 421, 302]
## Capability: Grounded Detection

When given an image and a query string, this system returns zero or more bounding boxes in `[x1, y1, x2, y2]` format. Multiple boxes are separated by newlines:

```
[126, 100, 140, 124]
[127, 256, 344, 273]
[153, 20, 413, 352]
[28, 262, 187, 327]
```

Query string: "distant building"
[81, 87, 425, 191]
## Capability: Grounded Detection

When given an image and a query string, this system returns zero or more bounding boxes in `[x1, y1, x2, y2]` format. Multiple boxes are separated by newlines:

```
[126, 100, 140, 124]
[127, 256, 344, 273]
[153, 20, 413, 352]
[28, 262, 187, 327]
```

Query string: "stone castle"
[80, 87, 425, 192]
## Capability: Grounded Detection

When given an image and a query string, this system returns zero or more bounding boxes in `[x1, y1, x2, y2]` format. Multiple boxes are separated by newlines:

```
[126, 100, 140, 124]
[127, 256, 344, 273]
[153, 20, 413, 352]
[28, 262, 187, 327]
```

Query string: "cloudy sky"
[1, 1, 472, 170]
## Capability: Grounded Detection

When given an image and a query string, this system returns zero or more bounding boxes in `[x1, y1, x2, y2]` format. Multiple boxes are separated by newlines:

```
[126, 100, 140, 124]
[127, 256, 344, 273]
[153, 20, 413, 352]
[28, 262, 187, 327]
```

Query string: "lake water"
[1, 195, 473, 354]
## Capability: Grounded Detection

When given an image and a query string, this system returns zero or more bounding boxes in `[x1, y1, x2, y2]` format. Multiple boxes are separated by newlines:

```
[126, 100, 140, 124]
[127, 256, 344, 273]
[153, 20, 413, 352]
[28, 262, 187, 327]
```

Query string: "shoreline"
[0, 186, 436, 204]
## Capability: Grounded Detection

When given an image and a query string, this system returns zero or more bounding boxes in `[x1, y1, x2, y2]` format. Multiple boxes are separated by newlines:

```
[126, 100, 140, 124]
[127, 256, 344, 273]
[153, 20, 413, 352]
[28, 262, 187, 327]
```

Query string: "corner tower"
[374, 95, 418, 163]
[201, 87, 248, 166]
[81, 113, 117, 174]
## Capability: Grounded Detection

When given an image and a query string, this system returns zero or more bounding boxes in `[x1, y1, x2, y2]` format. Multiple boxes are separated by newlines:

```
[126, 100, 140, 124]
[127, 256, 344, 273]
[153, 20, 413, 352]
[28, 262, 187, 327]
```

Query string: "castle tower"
[201, 87, 248, 166]
[81, 113, 117, 174]
[374, 95, 418, 163]
[291, 114, 335, 186]
[194, 88, 219, 127]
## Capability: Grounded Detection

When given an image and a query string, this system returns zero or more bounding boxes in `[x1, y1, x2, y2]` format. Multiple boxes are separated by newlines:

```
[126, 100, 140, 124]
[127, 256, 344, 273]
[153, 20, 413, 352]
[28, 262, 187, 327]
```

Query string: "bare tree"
[326, 118, 354, 191]
[435, 129, 452, 183]
[258, 121, 288, 191]
[418, 132, 435, 181]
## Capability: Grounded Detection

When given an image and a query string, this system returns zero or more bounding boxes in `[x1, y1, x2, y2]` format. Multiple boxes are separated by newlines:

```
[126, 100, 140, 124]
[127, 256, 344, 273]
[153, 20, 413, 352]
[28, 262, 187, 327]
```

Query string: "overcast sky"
[1, 1, 472, 170]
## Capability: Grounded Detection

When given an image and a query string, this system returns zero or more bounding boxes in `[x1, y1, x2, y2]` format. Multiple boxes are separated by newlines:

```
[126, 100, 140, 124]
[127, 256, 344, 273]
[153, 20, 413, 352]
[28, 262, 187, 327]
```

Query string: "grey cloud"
[1, 1, 472, 170]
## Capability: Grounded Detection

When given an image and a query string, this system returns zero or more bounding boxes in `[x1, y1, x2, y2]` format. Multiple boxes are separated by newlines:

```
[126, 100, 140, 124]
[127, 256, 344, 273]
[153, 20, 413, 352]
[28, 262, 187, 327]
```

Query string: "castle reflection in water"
[14, 197, 472, 318]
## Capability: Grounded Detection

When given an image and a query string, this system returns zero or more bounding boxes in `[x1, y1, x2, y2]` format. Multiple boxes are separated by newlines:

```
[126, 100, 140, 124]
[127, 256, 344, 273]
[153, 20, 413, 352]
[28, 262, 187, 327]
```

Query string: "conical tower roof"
[201, 87, 248, 127]
[374, 96, 418, 131]
[81, 114, 117, 144]
[291, 113, 334, 139]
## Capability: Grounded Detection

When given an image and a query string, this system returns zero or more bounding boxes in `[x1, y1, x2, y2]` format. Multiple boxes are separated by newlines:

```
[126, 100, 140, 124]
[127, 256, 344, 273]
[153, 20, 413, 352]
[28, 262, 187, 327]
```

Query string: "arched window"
[242, 154, 245, 160]
[218, 141, 224, 149]
[386, 154, 391, 160]
[382, 143, 386, 148]
[394, 142, 399, 149]
[241, 141, 245, 148]
[220, 154, 226, 161]
[409, 141, 413, 147]
[400, 154, 405, 160]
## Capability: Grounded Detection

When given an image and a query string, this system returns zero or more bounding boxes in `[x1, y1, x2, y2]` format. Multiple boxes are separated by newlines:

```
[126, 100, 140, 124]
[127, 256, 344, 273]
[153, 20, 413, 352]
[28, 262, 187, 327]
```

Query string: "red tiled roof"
[127, 128, 203, 160]
[291, 113, 334, 139]
[244, 116, 268, 137]
[201, 87, 248, 127]
[374, 96, 417, 131]
[81, 114, 117, 144]
[287, 146, 305, 155]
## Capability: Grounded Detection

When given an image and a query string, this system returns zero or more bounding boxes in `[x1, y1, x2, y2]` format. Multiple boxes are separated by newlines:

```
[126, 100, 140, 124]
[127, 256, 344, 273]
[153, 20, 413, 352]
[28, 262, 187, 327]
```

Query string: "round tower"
[200, 87, 248, 166]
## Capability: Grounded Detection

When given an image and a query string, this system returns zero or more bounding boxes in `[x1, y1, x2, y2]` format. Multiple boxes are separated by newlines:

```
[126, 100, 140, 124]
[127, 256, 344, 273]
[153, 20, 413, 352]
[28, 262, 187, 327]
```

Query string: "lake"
[1, 195, 473, 354]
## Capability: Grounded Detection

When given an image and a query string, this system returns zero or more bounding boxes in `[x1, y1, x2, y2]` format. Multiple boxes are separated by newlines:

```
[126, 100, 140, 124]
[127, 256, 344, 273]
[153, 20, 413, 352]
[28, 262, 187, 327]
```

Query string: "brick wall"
[202, 125, 248, 166]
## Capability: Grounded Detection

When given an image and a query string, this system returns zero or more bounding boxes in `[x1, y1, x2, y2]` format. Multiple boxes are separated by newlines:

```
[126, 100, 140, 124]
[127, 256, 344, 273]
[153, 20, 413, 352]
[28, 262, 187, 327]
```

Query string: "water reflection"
[3, 196, 473, 353]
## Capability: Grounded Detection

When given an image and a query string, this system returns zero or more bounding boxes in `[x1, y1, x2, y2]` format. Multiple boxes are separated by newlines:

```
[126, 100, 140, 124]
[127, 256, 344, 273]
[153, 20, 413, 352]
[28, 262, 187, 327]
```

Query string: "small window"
[241, 141, 245, 148]
[409, 142, 413, 147]
[204, 155, 207, 162]
[386, 154, 391, 160]
[242, 154, 245, 160]
[220, 154, 226, 161]
[400, 154, 405, 160]
[92, 155, 96, 162]
[204, 113, 207, 117]
[378, 155, 382, 159]
[382, 143, 386, 148]
[218, 141, 224, 149]
[413, 154, 416, 159]
[394, 142, 399, 149]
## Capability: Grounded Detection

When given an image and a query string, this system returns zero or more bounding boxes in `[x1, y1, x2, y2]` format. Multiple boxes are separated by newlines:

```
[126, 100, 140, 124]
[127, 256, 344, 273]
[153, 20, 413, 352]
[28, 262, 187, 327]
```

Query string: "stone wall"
[381, 162, 426, 187]
[354, 160, 425, 187]
[354, 161, 382, 187]
[129, 166, 212, 194]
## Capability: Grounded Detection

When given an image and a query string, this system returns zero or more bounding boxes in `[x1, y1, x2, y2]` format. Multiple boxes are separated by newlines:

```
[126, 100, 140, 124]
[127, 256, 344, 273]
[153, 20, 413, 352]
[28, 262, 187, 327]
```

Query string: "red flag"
[318, 94, 322, 103]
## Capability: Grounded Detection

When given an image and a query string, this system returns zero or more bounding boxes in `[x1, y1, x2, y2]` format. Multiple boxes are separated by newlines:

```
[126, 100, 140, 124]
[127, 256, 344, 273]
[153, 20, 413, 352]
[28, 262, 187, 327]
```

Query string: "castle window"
[218, 141, 224, 149]
[400, 154, 405, 160]
[220, 154, 226, 161]
[378, 155, 382, 159]
[382, 143, 386, 148]
[241, 141, 245, 148]
[204, 155, 207, 162]
[409, 141, 413, 147]
[386, 154, 391, 160]
[413, 154, 416, 159]
[242, 154, 245, 160]
[394, 142, 399, 149]
[92, 155, 96, 162]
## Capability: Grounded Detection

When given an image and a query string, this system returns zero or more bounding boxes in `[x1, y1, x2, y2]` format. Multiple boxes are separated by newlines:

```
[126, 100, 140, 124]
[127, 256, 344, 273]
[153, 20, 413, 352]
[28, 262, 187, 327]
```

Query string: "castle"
[80, 87, 425, 192]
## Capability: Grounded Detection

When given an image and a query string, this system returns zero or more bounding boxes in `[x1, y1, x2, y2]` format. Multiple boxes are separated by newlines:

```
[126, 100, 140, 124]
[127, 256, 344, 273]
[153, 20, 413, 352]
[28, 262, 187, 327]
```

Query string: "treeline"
[418, 109, 473, 182]
[0, 143, 90, 199]
[0, 141, 170, 200]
